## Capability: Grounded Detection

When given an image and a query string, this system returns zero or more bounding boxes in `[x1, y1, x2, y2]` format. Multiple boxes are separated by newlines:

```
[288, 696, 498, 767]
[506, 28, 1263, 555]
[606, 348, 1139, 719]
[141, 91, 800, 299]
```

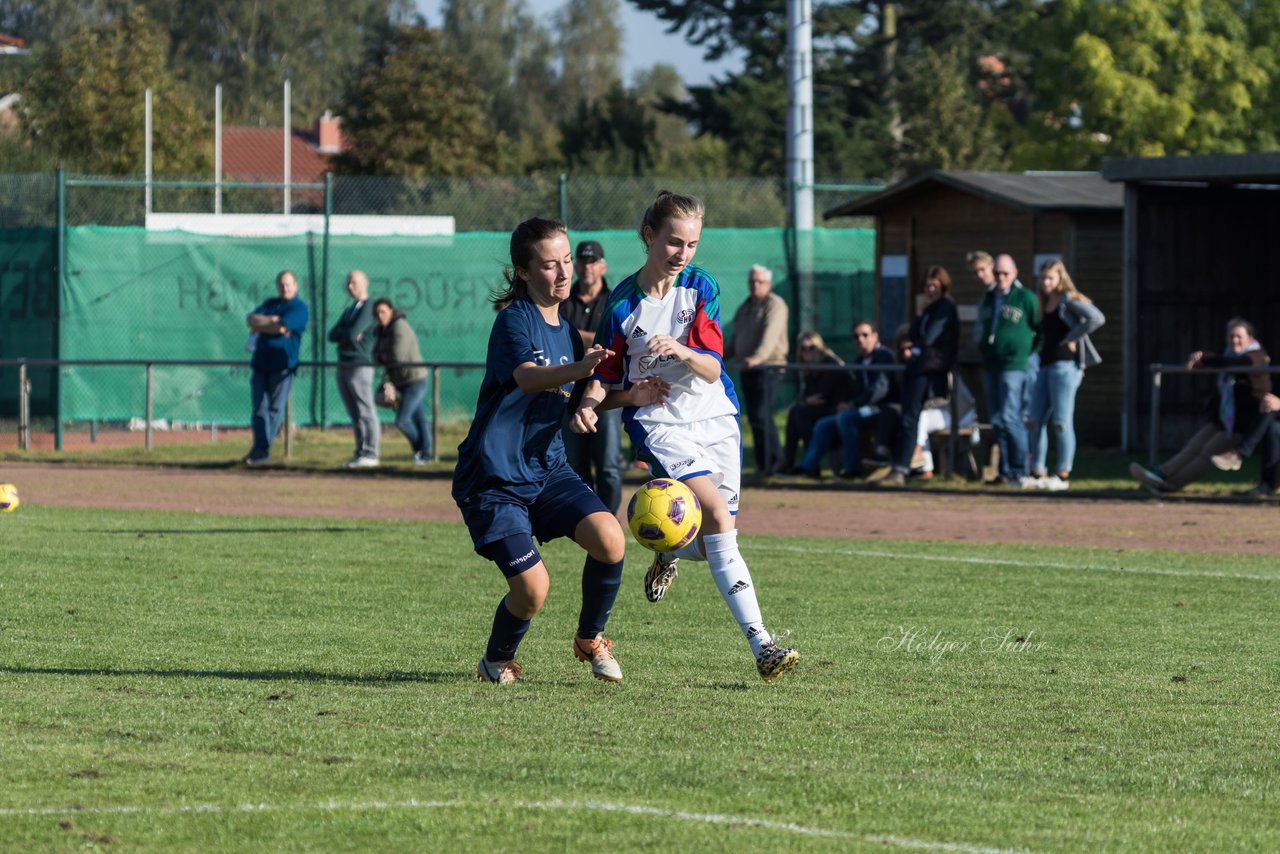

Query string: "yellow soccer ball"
[627, 478, 701, 553]
[0, 483, 19, 512]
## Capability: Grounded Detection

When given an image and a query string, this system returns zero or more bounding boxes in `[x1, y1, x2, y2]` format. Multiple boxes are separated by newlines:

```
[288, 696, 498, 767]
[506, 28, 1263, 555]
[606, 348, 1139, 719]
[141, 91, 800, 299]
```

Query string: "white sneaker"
[344, 456, 379, 469]
[1210, 450, 1242, 471]
[1043, 475, 1069, 491]
[1021, 475, 1048, 489]
[243, 455, 269, 467]
[413, 451, 430, 465]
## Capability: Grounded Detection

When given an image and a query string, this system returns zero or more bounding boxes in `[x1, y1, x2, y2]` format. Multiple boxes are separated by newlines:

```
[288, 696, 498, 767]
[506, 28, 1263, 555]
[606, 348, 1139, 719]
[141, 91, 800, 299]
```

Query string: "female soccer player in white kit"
[570, 191, 800, 683]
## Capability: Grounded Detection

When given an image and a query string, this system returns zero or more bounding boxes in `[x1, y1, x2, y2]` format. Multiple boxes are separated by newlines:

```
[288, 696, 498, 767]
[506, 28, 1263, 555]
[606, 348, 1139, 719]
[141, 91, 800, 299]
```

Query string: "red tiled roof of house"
[0, 33, 25, 48]
[221, 127, 338, 184]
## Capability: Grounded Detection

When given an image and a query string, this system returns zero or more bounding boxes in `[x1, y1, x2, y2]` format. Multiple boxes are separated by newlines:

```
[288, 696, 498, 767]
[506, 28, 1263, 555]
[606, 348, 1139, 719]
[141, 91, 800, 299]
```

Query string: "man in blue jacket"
[245, 270, 309, 465]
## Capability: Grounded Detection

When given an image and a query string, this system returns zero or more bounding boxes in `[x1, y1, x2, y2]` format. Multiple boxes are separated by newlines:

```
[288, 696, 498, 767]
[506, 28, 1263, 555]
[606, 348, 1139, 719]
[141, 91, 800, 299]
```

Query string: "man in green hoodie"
[978, 254, 1039, 485]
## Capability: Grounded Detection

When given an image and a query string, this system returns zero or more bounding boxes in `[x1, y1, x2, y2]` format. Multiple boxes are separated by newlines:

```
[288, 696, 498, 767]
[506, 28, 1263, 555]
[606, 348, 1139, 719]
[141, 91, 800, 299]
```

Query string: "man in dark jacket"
[796, 321, 896, 478]
[328, 270, 380, 468]
[244, 270, 309, 465]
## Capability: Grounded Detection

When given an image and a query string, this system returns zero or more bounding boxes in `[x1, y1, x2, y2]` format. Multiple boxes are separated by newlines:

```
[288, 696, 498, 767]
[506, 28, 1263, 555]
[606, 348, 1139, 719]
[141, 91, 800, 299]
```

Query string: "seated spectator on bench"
[1130, 318, 1270, 494]
[909, 375, 978, 479]
[796, 321, 896, 479]
[871, 266, 959, 486]
[776, 331, 849, 475]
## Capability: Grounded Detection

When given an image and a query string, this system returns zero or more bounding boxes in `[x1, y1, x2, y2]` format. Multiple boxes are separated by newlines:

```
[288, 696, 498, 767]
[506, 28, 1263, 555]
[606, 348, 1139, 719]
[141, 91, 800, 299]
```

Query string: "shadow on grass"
[3, 666, 470, 684]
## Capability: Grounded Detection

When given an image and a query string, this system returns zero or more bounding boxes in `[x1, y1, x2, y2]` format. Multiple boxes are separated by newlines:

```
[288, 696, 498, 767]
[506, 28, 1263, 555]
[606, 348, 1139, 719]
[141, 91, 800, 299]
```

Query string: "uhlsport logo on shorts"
[668, 457, 696, 473]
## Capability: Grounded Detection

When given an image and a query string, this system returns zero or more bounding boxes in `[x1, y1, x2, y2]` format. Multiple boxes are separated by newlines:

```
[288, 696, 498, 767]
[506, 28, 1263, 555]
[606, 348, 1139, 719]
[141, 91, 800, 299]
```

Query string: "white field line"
[752, 542, 1280, 583]
[0, 796, 1035, 853]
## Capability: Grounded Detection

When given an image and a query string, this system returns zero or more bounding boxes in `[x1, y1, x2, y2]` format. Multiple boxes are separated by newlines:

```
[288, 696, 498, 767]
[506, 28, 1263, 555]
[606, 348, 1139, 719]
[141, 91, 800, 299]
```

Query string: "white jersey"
[593, 264, 740, 428]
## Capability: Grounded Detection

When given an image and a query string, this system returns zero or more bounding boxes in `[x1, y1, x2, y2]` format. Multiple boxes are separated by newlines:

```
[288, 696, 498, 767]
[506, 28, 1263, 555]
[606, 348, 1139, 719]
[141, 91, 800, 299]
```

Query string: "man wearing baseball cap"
[559, 240, 623, 512]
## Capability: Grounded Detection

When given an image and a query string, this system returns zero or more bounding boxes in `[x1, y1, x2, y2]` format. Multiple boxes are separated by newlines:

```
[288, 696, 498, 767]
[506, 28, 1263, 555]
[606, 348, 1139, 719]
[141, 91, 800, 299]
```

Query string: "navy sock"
[484, 596, 531, 663]
[577, 555, 624, 638]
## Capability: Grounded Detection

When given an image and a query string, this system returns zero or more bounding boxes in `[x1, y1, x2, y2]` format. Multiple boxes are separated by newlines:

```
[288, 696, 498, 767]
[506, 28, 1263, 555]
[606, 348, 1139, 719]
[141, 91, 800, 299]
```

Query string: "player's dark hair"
[491, 217, 567, 308]
[639, 190, 705, 249]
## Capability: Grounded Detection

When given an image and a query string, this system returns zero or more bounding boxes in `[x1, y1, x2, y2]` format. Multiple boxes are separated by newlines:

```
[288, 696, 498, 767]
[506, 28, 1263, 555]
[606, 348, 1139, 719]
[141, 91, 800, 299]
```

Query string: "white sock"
[703, 530, 771, 656]
[673, 538, 706, 562]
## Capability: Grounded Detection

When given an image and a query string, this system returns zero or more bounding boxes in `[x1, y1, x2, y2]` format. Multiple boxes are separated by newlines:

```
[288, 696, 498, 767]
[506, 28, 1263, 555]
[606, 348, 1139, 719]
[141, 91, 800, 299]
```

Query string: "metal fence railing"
[4, 357, 982, 476]
[1, 358, 486, 459]
[1146, 363, 1280, 468]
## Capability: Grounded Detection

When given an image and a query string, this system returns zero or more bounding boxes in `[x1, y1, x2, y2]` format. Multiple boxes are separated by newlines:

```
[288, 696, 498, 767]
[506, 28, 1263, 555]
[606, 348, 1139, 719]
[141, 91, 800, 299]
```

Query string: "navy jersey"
[453, 297, 581, 501]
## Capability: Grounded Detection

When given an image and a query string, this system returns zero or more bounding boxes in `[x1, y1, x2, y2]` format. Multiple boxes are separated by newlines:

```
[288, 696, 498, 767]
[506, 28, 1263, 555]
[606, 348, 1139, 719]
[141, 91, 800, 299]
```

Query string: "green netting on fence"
[54, 225, 873, 425]
[0, 227, 58, 416]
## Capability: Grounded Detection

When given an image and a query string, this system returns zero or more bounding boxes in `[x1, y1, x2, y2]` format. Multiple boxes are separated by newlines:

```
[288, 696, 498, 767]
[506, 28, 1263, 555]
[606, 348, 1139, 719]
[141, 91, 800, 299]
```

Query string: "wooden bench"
[928, 423, 996, 480]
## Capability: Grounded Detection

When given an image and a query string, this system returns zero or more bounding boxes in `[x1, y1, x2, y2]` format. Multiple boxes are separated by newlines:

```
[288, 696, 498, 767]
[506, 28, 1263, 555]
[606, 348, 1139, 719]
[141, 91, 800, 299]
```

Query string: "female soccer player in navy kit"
[454, 217, 663, 685]
[570, 191, 800, 683]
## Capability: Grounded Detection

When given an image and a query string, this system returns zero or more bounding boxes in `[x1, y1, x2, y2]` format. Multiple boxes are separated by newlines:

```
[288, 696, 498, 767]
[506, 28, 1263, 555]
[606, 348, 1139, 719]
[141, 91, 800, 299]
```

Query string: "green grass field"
[2, 504, 1278, 851]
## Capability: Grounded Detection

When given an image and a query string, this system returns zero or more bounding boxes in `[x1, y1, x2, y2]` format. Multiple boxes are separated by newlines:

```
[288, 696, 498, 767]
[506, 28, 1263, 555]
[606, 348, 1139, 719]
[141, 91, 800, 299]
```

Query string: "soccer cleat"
[1210, 450, 1242, 471]
[643, 552, 679, 603]
[573, 634, 622, 683]
[476, 657, 522, 684]
[756, 641, 800, 683]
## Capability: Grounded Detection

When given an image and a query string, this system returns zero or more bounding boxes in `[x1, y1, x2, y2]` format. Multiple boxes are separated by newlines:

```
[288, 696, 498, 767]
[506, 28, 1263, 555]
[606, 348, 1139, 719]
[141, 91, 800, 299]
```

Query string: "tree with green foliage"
[441, 0, 561, 172]
[1, 0, 412, 127]
[555, 0, 623, 107]
[334, 25, 497, 177]
[1013, 0, 1277, 168]
[20, 7, 209, 176]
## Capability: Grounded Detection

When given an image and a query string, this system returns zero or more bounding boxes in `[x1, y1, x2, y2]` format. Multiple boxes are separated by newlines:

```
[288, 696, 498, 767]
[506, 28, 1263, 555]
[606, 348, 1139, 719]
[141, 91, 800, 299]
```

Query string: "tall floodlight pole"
[214, 84, 222, 214]
[786, 0, 816, 329]
[144, 88, 153, 214]
[283, 79, 292, 215]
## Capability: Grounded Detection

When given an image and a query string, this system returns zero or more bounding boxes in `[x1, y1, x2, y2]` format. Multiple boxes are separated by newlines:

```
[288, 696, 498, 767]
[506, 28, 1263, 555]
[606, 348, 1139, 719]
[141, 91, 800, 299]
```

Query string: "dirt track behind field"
[5, 463, 1278, 556]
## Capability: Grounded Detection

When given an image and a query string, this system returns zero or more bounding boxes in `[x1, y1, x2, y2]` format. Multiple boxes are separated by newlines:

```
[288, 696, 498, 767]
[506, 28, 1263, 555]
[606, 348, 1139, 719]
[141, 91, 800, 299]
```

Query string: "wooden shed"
[1101, 153, 1280, 450]
[824, 170, 1124, 448]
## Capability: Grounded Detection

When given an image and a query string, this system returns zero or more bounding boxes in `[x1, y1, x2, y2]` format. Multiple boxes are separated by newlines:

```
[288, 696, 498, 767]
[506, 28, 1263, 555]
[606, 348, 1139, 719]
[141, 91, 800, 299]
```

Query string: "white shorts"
[632, 413, 741, 515]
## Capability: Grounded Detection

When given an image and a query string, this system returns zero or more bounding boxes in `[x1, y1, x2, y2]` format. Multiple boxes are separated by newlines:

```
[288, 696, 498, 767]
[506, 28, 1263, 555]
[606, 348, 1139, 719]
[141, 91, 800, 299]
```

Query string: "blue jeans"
[801, 407, 876, 475]
[1028, 360, 1083, 475]
[562, 407, 624, 513]
[250, 368, 295, 460]
[983, 369, 1029, 478]
[394, 380, 431, 457]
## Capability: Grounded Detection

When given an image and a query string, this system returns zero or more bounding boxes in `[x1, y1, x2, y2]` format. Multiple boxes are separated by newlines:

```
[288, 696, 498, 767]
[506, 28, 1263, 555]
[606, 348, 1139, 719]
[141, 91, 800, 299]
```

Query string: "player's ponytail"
[639, 190, 705, 249]
[491, 217, 568, 308]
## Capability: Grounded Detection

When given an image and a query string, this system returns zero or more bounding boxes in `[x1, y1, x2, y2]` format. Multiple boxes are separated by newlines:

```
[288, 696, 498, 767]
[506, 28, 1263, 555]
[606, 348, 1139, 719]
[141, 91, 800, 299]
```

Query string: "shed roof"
[1101, 152, 1280, 185]
[824, 170, 1123, 218]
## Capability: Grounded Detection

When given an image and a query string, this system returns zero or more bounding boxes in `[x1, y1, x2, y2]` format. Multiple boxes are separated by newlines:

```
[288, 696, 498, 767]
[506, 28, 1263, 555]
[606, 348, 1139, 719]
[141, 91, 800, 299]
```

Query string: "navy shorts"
[460, 465, 608, 564]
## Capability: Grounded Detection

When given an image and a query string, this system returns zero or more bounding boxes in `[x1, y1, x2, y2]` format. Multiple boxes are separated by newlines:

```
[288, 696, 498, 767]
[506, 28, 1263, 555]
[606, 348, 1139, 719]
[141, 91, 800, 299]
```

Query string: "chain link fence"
[0, 172, 881, 447]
